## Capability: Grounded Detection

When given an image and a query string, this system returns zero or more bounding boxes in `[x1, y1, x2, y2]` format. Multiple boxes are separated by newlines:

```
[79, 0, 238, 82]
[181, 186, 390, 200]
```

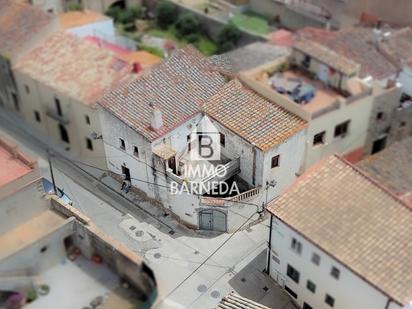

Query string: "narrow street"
[0, 108, 294, 309]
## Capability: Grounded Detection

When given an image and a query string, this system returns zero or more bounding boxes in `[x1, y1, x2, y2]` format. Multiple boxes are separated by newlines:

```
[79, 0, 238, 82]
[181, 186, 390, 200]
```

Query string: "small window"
[133, 146, 139, 157]
[306, 280, 316, 293]
[220, 132, 225, 147]
[334, 120, 350, 137]
[331, 266, 340, 280]
[311, 253, 320, 266]
[271, 155, 280, 168]
[286, 264, 300, 284]
[325, 294, 335, 307]
[313, 131, 325, 146]
[40, 246, 48, 253]
[12, 93, 19, 111]
[55, 97, 62, 116]
[34, 110, 41, 123]
[376, 112, 384, 120]
[187, 134, 191, 142]
[59, 124, 69, 143]
[400, 121, 406, 128]
[85, 115, 90, 125]
[86, 138, 93, 151]
[303, 303, 313, 309]
[25, 84, 30, 94]
[119, 138, 125, 150]
[284, 285, 297, 299]
[291, 237, 302, 254]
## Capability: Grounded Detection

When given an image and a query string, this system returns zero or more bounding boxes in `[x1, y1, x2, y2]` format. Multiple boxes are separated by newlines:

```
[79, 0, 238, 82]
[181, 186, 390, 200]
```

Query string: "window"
[334, 120, 350, 137]
[313, 131, 325, 146]
[271, 254, 280, 264]
[306, 280, 316, 293]
[325, 294, 335, 307]
[284, 285, 297, 299]
[220, 132, 225, 147]
[59, 124, 69, 143]
[133, 146, 139, 157]
[25, 84, 30, 94]
[311, 253, 320, 266]
[291, 237, 302, 254]
[119, 138, 125, 150]
[40, 246, 48, 253]
[86, 138, 93, 151]
[55, 97, 62, 116]
[331, 266, 340, 280]
[303, 303, 313, 309]
[34, 110, 41, 123]
[271, 155, 280, 168]
[376, 112, 384, 120]
[286, 264, 300, 284]
[400, 121, 406, 128]
[12, 93, 19, 111]
[302, 54, 311, 68]
[85, 115, 90, 125]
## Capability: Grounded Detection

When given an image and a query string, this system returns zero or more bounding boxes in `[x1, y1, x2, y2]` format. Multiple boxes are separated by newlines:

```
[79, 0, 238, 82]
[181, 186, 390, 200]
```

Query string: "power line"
[156, 210, 258, 306]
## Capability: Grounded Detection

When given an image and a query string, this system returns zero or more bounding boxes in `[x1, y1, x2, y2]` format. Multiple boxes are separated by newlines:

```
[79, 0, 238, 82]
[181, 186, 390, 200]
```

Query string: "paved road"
[0, 108, 294, 309]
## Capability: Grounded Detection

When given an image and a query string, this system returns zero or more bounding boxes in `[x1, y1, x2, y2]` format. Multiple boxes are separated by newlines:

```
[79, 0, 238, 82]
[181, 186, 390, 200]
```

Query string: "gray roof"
[222, 42, 289, 73]
[357, 137, 412, 201]
[99, 46, 227, 141]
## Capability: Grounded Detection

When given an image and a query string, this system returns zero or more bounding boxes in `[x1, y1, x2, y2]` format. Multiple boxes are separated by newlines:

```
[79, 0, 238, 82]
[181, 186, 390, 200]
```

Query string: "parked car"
[42, 178, 73, 205]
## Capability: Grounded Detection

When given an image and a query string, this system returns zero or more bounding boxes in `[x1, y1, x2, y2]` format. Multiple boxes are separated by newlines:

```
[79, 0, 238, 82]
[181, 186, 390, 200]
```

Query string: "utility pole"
[264, 180, 276, 275]
[47, 148, 57, 195]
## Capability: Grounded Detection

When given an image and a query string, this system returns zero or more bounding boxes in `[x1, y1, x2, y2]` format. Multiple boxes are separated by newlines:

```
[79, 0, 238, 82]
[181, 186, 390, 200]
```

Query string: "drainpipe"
[265, 215, 273, 275]
[252, 144, 256, 186]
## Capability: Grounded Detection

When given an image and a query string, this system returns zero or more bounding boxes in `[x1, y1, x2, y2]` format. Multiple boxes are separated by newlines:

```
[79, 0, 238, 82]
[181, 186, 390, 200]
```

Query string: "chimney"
[132, 62, 142, 73]
[151, 107, 163, 130]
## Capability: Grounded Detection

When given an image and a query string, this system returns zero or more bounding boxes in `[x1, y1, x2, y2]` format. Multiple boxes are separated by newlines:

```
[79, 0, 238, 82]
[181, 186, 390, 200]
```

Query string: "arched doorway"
[199, 209, 227, 232]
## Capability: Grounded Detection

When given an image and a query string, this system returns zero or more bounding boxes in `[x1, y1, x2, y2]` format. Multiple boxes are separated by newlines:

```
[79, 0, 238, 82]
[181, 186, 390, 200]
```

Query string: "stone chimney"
[151, 107, 163, 130]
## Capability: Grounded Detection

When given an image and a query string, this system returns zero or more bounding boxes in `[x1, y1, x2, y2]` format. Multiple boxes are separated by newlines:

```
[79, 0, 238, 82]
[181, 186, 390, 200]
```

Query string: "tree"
[106, 5, 144, 24]
[217, 23, 241, 52]
[175, 13, 200, 38]
[155, 1, 177, 29]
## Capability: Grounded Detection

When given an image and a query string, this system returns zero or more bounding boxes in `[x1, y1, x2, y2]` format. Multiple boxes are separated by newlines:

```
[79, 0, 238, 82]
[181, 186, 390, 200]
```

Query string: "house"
[0, 0, 56, 114]
[358, 136, 412, 207]
[98, 46, 308, 232]
[295, 26, 412, 155]
[240, 39, 403, 169]
[13, 32, 135, 168]
[0, 140, 157, 308]
[266, 155, 412, 309]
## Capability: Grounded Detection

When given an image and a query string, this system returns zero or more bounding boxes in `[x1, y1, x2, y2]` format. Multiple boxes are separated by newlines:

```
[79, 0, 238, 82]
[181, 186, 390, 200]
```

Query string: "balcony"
[46, 108, 70, 125]
[166, 156, 241, 195]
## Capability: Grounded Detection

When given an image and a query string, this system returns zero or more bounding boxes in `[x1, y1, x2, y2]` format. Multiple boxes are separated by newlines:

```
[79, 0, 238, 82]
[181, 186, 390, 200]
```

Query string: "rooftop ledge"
[240, 60, 373, 121]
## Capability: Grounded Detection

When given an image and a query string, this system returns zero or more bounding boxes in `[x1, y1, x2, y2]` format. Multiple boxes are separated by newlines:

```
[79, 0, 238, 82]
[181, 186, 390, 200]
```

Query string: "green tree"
[217, 23, 241, 52]
[175, 13, 200, 38]
[67, 2, 82, 11]
[106, 5, 144, 24]
[155, 1, 177, 29]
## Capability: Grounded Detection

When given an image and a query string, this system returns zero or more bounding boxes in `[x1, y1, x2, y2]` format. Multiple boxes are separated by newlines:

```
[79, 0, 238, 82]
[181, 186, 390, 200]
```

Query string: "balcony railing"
[46, 108, 70, 124]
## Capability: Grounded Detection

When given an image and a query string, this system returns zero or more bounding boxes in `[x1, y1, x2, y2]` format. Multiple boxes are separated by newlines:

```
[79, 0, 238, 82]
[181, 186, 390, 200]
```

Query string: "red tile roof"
[99, 46, 227, 141]
[0, 0, 53, 57]
[268, 155, 412, 306]
[0, 136, 36, 188]
[14, 32, 134, 106]
[203, 79, 307, 151]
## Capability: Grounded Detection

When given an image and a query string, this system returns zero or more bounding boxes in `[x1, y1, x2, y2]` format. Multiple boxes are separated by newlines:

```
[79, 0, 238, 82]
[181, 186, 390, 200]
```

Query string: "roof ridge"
[334, 154, 412, 211]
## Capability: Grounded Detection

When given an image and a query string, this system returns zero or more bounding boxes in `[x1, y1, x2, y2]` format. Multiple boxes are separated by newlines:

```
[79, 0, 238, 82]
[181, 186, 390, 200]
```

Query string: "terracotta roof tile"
[202, 79, 307, 151]
[14, 32, 134, 106]
[59, 10, 109, 29]
[0, 0, 53, 56]
[99, 46, 227, 141]
[267, 155, 412, 305]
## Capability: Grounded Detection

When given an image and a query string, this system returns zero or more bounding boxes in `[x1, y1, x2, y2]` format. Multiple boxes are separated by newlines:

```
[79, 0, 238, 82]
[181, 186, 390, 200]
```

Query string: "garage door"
[199, 210, 227, 232]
